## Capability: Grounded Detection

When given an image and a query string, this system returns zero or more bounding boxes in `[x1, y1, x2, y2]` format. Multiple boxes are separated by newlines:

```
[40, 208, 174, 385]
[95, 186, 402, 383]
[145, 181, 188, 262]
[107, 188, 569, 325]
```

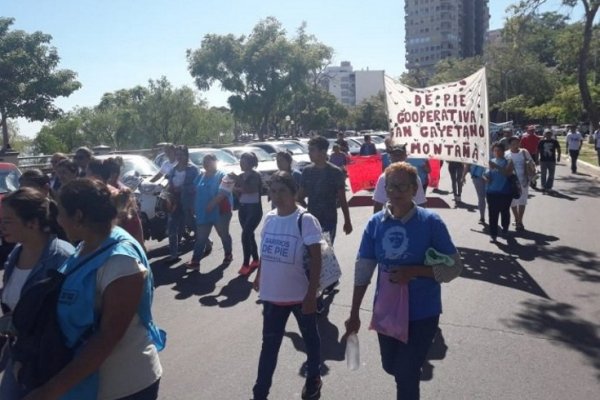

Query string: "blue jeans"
[239, 203, 262, 265]
[472, 177, 487, 220]
[320, 220, 337, 245]
[540, 161, 556, 190]
[252, 302, 321, 400]
[191, 213, 232, 262]
[378, 316, 440, 400]
[167, 207, 184, 257]
[0, 358, 30, 400]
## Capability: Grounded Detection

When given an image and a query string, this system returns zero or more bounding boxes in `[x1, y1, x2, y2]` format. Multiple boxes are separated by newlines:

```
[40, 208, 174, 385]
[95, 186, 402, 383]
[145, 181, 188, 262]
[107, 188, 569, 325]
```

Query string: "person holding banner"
[484, 143, 514, 242]
[447, 161, 464, 204]
[344, 162, 462, 400]
[373, 144, 427, 211]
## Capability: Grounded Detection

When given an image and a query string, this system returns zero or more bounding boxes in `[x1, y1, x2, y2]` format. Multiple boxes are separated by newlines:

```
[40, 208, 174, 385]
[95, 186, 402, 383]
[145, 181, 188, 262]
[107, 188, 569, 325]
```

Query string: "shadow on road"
[458, 247, 549, 299]
[284, 290, 345, 377]
[421, 328, 448, 381]
[546, 190, 577, 201]
[556, 175, 600, 198]
[150, 261, 230, 300]
[502, 299, 600, 380]
[199, 274, 253, 307]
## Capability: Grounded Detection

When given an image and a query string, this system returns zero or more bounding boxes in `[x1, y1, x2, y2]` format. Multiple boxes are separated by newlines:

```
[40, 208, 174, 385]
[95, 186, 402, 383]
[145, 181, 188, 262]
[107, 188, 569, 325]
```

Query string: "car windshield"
[120, 156, 159, 178]
[0, 169, 21, 194]
[189, 150, 239, 166]
[233, 147, 272, 162]
[278, 142, 307, 154]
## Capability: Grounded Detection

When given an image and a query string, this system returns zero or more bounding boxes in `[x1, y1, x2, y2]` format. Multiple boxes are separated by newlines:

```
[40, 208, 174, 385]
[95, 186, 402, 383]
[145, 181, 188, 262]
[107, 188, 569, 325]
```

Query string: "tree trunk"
[0, 112, 9, 151]
[578, 2, 600, 129]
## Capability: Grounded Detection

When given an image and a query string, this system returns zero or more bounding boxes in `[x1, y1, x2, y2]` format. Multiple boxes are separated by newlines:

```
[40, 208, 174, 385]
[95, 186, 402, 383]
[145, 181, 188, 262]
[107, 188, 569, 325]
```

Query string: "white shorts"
[511, 184, 529, 206]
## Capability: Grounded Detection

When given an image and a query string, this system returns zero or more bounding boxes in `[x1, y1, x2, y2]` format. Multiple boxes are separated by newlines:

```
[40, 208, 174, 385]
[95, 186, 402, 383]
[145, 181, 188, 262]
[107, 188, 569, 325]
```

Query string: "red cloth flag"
[428, 158, 441, 188]
[347, 155, 382, 193]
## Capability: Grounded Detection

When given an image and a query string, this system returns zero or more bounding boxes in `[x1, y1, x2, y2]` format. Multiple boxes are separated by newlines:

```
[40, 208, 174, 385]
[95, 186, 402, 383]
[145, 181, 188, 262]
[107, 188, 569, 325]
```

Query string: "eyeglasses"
[385, 182, 413, 193]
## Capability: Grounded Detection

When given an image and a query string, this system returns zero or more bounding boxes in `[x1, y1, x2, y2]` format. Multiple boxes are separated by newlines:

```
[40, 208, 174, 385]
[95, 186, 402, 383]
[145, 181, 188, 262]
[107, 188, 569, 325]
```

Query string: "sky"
[2, 0, 582, 138]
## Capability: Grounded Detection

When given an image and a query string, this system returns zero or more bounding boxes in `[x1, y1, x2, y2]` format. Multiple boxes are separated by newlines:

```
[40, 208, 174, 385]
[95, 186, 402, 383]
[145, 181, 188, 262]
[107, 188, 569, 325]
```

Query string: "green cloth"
[424, 247, 455, 267]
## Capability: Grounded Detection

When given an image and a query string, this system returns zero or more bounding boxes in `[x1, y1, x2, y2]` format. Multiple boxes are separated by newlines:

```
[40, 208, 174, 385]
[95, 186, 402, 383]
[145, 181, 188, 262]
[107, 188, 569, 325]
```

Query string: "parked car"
[247, 141, 312, 170]
[222, 146, 278, 189]
[348, 136, 386, 153]
[326, 138, 362, 155]
[0, 163, 21, 267]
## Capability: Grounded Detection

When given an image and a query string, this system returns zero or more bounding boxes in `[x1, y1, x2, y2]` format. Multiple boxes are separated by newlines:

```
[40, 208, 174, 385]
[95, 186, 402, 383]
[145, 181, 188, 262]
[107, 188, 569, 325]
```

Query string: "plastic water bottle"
[345, 333, 360, 371]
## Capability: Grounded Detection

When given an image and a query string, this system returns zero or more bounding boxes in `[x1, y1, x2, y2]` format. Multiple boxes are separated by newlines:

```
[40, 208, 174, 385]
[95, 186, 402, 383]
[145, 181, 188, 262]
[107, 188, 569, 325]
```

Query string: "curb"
[577, 158, 600, 176]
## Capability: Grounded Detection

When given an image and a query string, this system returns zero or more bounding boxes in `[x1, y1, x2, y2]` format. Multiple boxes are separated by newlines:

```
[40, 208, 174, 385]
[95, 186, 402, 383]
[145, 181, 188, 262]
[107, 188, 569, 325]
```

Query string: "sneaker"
[478, 218, 485, 225]
[301, 377, 322, 400]
[249, 259, 260, 270]
[516, 223, 525, 232]
[238, 264, 252, 275]
[165, 255, 181, 263]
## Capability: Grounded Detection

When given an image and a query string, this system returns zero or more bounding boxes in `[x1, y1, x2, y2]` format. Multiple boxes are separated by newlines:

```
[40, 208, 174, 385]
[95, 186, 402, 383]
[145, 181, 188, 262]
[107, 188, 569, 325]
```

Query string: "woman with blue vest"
[185, 153, 234, 270]
[483, 142, 514, 242]
[0, 188, 75, 399]
[165, 145, 199, 262]
[22, 179, 165, 400]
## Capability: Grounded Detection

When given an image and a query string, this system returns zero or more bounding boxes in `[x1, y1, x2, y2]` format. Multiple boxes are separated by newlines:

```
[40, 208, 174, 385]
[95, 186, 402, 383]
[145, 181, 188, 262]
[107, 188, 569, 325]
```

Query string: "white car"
[246, 141, 312, 170]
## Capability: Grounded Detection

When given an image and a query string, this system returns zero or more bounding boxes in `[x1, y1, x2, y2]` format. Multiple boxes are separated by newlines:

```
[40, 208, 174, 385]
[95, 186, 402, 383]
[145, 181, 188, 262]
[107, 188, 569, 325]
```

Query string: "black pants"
[448, 162, 464, 197]
[378, 316, 439, 400]
[117, 379, 160, 400]
[569, 149, 580, 172]
[239, 203, 263, 265]
[486, 193, 512, 238]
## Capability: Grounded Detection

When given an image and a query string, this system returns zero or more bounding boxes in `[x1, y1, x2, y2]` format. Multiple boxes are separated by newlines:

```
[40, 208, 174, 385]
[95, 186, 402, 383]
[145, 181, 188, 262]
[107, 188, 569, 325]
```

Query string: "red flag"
[428, 158, 441, 188]
[347, 155, 382, 193]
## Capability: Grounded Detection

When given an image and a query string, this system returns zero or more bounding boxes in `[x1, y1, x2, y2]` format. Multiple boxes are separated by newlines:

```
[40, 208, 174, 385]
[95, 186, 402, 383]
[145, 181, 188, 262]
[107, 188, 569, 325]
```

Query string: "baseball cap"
[388, 143, 407, 153]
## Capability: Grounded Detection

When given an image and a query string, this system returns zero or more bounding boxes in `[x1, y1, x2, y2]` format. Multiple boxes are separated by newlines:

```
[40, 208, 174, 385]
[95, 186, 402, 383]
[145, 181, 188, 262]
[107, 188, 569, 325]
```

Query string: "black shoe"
[302, 377, 322, 400]
[322, 281, 339, 295]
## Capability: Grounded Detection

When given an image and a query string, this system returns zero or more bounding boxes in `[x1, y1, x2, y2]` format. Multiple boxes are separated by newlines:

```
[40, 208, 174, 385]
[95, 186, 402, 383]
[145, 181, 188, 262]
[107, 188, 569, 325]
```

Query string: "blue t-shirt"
[407, 158, 429, 185]
[470, 164, 485, 178]
[357, 207, 457, 321]
[193, 170, 232, 225]
[485, 158, 511, 194]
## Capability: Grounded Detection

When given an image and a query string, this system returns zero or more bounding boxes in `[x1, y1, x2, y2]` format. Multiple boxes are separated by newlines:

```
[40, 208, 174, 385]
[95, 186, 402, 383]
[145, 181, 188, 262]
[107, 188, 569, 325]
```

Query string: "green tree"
[510, 0, 600, 128]
[0, 17, 80, 151]
[187, 17, 333, 139]
[349, 92, 388, 131]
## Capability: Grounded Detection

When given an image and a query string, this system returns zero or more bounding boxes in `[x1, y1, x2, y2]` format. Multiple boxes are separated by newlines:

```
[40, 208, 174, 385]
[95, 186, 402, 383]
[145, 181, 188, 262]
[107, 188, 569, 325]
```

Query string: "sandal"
[185, 260, 200, 270]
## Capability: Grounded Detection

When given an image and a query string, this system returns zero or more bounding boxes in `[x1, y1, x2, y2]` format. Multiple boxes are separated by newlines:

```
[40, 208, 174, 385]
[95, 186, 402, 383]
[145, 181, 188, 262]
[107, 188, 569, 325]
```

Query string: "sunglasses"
[385, 182, 413, 193]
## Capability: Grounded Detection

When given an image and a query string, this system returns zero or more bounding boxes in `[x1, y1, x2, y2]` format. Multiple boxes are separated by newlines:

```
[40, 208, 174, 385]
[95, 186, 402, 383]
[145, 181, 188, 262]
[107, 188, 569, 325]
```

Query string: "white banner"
[385, 68, 490, 166]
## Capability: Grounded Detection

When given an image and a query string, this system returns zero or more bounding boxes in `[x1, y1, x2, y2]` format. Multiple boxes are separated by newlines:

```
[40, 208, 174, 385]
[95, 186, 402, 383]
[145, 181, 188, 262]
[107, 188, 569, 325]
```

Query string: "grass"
[557, 136, 598, 166]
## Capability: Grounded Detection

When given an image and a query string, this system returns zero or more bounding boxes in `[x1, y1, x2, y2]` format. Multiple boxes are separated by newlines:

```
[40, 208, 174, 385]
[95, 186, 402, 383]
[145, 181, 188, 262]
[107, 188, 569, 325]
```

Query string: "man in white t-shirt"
[566, 125, 583, 173]
[373, 144, 427, 212]
[150, 144, 177, 182]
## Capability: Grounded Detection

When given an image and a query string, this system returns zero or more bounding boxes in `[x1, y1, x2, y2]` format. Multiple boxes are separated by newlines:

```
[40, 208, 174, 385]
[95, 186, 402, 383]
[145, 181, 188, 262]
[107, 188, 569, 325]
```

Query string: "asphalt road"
[2, 160, 599, 399]
[145, 160, 600, 400]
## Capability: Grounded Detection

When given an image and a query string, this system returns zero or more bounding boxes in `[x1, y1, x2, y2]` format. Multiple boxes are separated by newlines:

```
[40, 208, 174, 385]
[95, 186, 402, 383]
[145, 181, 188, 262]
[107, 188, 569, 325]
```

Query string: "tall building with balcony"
[321, 61, 384, 107]
[405, 0, 489, 76]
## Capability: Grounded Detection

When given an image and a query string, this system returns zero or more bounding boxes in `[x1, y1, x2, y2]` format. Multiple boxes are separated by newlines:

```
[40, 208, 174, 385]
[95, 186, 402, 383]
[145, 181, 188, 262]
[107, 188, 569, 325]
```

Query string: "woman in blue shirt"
[186, 153, 233, 270]
[344, 162, 463, 400]
[483, 143, 514, 242]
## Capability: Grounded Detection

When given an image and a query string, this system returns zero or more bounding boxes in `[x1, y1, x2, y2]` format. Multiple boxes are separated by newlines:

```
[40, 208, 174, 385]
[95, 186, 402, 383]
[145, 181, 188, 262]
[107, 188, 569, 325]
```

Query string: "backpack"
[10, 241, 120, 391]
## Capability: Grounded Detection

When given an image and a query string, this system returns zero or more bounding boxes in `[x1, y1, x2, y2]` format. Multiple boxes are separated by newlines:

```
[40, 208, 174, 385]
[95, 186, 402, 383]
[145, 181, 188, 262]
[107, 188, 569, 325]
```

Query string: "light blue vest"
[56, 227, 166, 400]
